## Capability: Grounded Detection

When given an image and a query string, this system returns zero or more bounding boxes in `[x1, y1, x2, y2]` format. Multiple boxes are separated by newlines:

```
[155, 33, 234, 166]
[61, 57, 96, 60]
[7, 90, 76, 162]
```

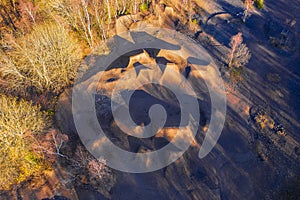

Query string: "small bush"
[0, 22, 83, 94]
[254, 110, 269, 130]
[254, 0, 264, 9]
[140, 2, 149, 12]
[192, 18, 198, 25]
[230, 67, 243, 82]
[68, 146, 116, 196]
[0, 94, 50, 190]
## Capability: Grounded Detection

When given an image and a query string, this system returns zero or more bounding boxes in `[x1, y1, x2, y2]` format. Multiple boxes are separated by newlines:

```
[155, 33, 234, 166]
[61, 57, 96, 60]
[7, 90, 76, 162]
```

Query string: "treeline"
[0, 0, 153, 96]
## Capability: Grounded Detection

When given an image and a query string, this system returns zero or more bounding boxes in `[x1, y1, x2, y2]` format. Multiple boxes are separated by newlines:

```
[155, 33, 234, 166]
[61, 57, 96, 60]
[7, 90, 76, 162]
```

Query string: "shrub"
[192, 18, 198, 24]
[0, 22, 83, 95]
[254, 112, 268, 129]
[227, 32, 251, 68]
[230, 67, 243, 82]
[69, 146, 116, 195]
[254, 0, 264, 9]
[140, 2, 149, 12]
[0, 94, 50, 190]
[242, 0, 254, 22]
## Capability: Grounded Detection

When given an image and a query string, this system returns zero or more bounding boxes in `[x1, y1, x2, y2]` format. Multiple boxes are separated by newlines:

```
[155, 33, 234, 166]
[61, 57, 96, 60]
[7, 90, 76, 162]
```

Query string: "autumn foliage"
[0, 94, 50, 190]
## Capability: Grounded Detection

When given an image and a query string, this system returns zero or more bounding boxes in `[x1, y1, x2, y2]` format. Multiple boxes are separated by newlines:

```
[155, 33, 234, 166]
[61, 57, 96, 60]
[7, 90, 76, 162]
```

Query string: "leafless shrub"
[227, 32, 251, 68]
[67, 146, 116, 196]
[70, 146, 109, 176]
[88, 158, 110, 180]
[242, 0, 254, 22]
[33, 129, 69, 159]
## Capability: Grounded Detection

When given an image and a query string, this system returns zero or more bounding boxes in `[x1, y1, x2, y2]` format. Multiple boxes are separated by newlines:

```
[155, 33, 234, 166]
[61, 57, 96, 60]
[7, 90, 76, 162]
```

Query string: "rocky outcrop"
[115, 4, 179, 33]
[115, 14, 144, 34]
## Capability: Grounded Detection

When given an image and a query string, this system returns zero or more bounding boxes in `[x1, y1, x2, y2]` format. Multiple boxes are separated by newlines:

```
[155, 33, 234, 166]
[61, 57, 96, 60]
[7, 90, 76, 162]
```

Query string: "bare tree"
[78, 0, 94, 47]
[19, 0, 38, 24]
[91, 0, 107, 40]
[227, 32, 251, 68]
[33, 129, 69, 159]
[0, 22, 82, 94]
